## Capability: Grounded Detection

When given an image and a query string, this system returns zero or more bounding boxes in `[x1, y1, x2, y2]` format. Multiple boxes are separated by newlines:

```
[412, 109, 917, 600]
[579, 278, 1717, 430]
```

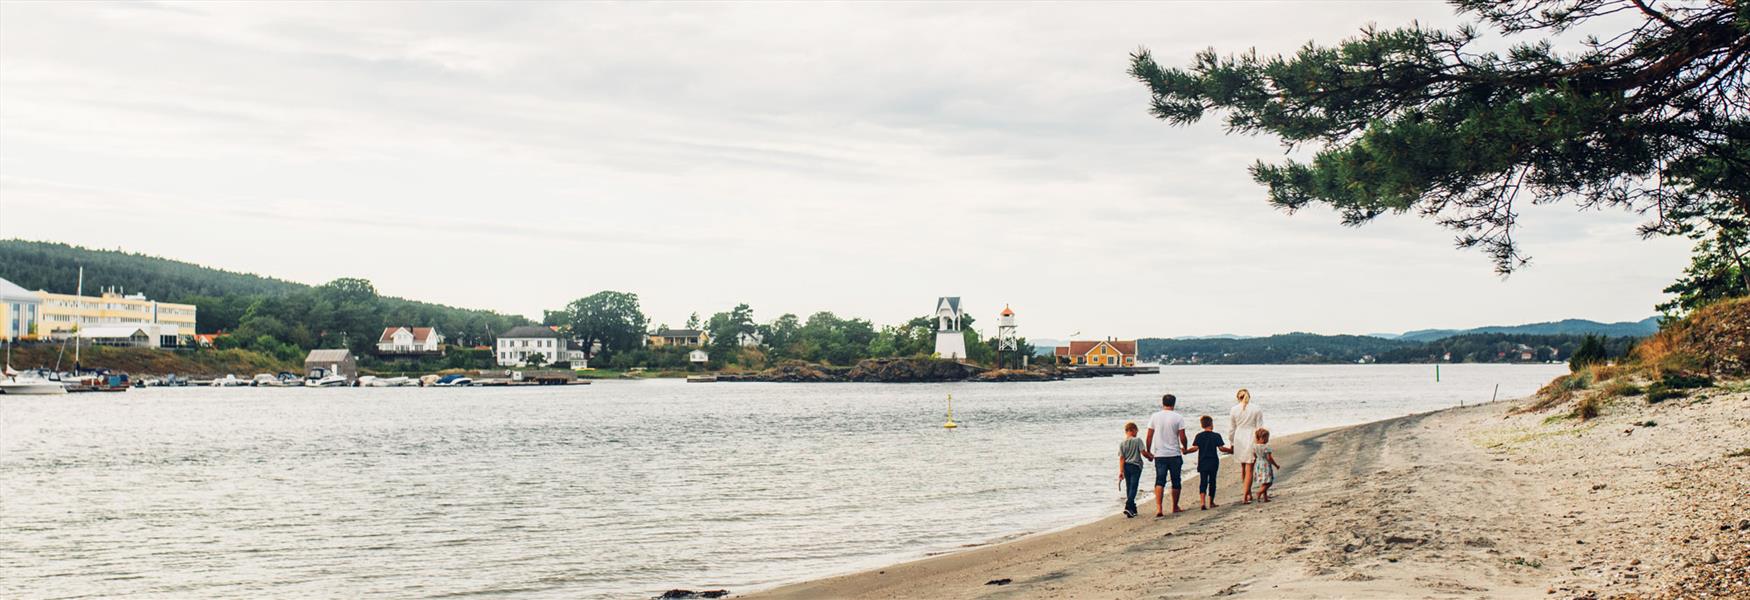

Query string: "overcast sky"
[0, 1, 1689, 339]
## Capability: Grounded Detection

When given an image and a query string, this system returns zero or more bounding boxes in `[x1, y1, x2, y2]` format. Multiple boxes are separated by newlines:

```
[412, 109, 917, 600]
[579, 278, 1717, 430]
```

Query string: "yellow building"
[1054, 340, 1139, 367]
[35, 287, 197, 347]
[648, 328, 708, 347]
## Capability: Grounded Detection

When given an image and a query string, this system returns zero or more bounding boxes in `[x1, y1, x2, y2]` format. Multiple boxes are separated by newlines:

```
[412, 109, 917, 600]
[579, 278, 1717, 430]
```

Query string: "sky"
[0, 1, 1691, 339]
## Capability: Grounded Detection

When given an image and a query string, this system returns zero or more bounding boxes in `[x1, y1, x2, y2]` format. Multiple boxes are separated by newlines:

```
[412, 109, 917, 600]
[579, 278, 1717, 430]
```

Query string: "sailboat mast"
[74, 266, 82, 366]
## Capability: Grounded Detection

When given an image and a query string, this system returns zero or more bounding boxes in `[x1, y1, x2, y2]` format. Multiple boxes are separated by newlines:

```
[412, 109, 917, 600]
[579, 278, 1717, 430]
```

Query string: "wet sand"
[748, 391, 1749, 599]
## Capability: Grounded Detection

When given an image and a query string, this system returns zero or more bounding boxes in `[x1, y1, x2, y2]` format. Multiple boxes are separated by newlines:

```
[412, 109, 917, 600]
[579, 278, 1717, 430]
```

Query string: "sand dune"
[748, 391, 1749, 599]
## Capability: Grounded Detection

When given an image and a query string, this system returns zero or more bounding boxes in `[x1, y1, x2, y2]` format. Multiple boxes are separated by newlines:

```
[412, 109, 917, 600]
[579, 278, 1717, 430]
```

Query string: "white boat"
[211, 374, 247, 387]
[432, 374, 473, 387]
[251, 373, 286, 387]
[0, 372, 67, 395]
[360, 376, 414, 387]
[1, 353, 65, 395]
[306, 375, 349, 387]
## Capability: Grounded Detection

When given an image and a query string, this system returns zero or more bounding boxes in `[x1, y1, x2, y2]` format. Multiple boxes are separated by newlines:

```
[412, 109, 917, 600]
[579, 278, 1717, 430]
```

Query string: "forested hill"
[0, 240, 304, 302]
[1139, 333, 1398, 364]
[0, 240, 528, 355]
[1394, 318, 1661, 342]
[1138, 332, 1640, 365]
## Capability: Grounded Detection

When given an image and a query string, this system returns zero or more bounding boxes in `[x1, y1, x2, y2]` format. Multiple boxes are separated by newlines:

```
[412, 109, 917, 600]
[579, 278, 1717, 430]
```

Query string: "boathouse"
[304, 349, 358, 382]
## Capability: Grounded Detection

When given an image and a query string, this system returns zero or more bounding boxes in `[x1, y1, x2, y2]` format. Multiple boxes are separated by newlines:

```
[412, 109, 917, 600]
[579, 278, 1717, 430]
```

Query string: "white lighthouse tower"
[933, 296, 967, 360]
[997, 305, 1017, 352]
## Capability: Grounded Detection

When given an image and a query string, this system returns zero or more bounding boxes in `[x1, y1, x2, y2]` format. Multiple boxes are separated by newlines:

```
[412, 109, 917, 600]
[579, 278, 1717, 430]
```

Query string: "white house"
[376, 326, 442, 355]
[737, 331, 764, 348]
[564, 339, 592, 370]
[496, 325, 565, 367]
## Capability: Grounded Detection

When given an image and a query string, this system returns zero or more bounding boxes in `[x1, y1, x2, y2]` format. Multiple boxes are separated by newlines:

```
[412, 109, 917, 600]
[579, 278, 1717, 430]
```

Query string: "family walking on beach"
[1118, 390, 1280, 518]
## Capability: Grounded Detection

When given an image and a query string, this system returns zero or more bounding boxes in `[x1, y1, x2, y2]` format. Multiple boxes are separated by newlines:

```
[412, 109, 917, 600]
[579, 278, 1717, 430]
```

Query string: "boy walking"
[1185, 415, 1232, 509]
[1142, 394, 1188, 516]
[1118, 422, 1144, 518]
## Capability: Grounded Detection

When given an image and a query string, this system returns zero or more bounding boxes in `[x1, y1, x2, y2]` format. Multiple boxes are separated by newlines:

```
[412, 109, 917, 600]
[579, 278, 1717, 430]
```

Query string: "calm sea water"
[1, 364, 1563, 598]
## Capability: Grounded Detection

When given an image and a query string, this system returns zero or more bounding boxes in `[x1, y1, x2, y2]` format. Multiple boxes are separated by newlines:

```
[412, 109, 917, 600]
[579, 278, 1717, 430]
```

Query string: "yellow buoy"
[944, 393, 958, 428]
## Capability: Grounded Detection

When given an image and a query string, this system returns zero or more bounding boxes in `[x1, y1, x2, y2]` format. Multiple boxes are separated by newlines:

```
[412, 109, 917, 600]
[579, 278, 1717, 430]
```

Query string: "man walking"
[1141, 393, 1189, 517]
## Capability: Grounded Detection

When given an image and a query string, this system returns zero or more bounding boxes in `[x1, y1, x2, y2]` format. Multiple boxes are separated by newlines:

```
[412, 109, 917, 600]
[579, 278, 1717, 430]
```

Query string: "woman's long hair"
[1236, 388, 1251, 407]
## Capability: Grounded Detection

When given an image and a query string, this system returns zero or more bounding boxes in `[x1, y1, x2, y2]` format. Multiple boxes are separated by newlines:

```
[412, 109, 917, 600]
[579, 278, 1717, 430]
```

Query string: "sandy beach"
[750, 390, 1749, 599]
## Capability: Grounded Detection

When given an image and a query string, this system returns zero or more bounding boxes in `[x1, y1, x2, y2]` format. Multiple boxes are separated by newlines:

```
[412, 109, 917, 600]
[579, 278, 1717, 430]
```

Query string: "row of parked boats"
[0, 367, 481, 395]
[0, 368, 130, 395]
[204, 373, 477, 387]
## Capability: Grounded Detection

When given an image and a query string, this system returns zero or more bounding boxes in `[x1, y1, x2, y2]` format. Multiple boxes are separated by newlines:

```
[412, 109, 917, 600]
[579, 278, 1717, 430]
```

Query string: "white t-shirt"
[1146, 409, 1186, 457]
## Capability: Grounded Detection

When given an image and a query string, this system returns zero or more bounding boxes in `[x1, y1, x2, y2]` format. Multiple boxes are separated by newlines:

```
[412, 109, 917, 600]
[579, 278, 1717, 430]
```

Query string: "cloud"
[0, 2, 1692, 337]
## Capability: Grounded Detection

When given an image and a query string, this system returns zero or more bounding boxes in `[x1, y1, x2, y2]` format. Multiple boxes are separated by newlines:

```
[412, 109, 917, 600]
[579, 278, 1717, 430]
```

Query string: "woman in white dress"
[1228, 388, 1264, 504]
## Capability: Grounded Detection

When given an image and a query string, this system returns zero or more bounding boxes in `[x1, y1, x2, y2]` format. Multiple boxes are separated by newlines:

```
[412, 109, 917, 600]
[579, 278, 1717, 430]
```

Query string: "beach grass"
[1471, 420, 1595, 450]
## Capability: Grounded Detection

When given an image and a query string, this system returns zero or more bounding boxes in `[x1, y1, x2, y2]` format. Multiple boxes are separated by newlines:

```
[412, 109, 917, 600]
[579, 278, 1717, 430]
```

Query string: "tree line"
[543, 291, 1035, 370]
[1140, 332, 1639, 365]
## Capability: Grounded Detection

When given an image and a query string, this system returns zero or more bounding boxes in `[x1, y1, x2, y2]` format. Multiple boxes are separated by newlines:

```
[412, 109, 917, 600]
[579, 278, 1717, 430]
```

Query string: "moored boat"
[306, 374, 349, 387]
[432, 374, 473, 387]
[71, 372, 130, 392]
[1, 367, 68, 395]
[359, 375, 415, 387]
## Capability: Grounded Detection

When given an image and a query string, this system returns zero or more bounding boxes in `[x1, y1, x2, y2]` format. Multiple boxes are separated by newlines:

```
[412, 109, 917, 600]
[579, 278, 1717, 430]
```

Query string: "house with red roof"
[376, 326, 443, 355]
[1054, 339, 1138, 367]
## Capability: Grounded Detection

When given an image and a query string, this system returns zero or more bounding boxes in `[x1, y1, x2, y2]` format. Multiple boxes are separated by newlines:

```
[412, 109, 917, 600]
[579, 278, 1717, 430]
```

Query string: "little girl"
[1252, 428, 1281, 502]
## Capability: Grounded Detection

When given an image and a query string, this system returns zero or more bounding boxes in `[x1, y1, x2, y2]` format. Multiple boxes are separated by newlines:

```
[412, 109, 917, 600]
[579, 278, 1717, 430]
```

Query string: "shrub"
[1590, 364, 1627, 382]
[1632, 328, 1678, 369]
[1645, 384, 1684, 404]
[1522, 371, 1594, 413]
[1653, 297, 1750, 377]
[1602, 379, 1643, 397]
[1661, 372, 1713, 389]
[1653, 351, 1708, 377]
[1574, 394, 1604, 421]
[1568, 335, 1609, 372]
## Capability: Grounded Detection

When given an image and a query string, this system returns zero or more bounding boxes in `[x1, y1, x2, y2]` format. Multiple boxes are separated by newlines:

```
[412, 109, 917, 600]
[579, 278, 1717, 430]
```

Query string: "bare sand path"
[747, 391, 1749, 599]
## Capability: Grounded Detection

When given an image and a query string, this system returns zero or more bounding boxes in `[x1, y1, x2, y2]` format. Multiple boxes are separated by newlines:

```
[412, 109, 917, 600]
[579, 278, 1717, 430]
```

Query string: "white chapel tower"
[933, 296, 967, 360]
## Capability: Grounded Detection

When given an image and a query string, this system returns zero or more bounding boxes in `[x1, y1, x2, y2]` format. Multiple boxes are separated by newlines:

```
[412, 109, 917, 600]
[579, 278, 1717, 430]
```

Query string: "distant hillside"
[1139, 333, 1405, 364]
[0, 240, 305, 303]
[1030, 339, 1066, 356]
[1139, 331, 1642, 365]
[0, 240, 528, 351]
[1394, 318, 1660, 342]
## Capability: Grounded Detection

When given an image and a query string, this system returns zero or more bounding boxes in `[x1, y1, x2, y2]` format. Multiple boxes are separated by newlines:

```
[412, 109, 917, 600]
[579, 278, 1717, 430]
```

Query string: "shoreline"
[745, 391, 1750, 599]
[739, 419, 1352, 599]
